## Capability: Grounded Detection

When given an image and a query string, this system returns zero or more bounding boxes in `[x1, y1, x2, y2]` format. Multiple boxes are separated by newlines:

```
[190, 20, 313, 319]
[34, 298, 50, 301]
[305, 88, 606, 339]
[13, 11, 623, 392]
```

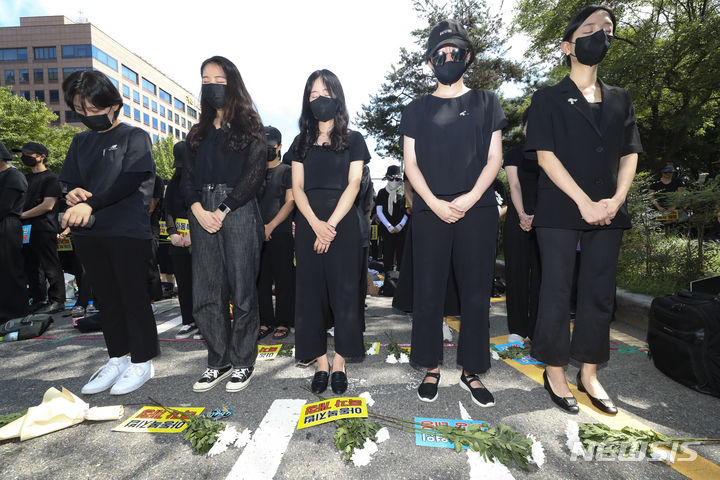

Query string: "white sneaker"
[110, 360, 154, 395]
[507, 333, 525, 345]
[81, 356, 130, 394]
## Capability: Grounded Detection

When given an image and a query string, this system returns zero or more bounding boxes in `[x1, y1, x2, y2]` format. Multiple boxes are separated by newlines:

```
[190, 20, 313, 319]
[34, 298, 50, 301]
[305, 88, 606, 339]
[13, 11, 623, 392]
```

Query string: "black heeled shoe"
[331, 368, 348, 394]
[311, 369, 329, 394]
[576, 372, 618, 415]
[543, 370, 579, 414]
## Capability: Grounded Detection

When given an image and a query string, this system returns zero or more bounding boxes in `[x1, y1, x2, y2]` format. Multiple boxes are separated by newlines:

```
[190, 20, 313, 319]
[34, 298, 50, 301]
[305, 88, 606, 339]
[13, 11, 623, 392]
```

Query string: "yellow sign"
[57, 236, 73, 251]
[159, 220, 168, 237]
[370, 224, 378, 241]
[175, 217, 189, 236]
[297, 397, 367, 429]
[113, 406, 205, 433]
[257, 344, 281, 360]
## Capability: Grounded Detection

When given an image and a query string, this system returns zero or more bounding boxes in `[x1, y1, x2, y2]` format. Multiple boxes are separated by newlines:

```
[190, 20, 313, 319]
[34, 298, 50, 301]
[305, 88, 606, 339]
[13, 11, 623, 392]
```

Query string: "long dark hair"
[186, 56, 264, 152]
[293, 69, 349, 160]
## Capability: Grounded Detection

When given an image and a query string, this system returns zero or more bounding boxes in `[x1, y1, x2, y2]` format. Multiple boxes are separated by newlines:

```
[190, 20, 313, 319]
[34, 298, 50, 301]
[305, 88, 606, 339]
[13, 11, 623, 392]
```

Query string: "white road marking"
[226, 399, 306, 480]
[156, 316, 182, 334]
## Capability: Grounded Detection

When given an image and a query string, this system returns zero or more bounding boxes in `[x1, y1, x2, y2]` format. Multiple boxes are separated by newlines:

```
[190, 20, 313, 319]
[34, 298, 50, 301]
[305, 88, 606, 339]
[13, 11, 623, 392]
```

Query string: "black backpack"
[0, 314, 54, 341]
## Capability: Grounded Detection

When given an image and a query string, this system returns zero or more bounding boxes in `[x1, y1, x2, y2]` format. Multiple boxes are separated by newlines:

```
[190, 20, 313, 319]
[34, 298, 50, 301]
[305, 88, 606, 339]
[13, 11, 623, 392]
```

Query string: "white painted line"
[156, 316, 182, 334]
[226, 398, 306, 480]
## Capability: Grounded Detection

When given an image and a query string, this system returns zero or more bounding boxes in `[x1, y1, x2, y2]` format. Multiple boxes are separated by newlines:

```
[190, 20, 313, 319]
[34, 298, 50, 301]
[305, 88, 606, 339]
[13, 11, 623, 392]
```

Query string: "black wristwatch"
[218, 203, 232, 215]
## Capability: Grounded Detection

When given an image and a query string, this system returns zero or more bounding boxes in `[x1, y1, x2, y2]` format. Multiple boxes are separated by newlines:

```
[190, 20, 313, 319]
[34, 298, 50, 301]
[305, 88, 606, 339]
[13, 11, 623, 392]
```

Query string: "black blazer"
[525, 76, 643, 230]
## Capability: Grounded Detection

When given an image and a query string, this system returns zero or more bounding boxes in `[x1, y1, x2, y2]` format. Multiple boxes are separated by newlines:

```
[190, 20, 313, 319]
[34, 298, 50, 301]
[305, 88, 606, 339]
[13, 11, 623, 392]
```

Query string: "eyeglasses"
[430, 47, 468, 67]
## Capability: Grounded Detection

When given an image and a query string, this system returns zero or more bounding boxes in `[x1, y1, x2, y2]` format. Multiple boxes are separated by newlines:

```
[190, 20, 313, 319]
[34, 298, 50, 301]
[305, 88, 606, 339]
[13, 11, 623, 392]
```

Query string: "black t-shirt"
[0, 166, 27, 220]
[258, 162, 292, 234]
[286, 130, 371, 192]
[650, 177, 684, 209]
[23, 169, 61, 232]
[375, 187, 406, 226]
[503, 145, 540, 215]
[59, 123, 155, 239]
[399, 89, 507, 211]
[588, 101, 603, 127]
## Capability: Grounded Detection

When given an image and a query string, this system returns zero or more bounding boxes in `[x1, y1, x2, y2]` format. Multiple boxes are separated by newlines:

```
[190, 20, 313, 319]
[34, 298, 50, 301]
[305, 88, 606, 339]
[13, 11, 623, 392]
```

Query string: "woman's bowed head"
[560, 5, 617, 67]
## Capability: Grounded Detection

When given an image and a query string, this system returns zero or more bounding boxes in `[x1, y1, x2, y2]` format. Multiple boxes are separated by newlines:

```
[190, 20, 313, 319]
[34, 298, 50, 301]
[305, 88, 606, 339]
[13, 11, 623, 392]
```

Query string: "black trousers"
[532, 228, 624, 366]
[380, 229, 405, 272]
[295, 190, 364, 360]
[502, 209, 541, 339]
[23, 229, 65, 304]
[258, 232, 295, 328]
[169, 246, 194, 325]
[147, 237, 162, 301]
[411, 206, 497, 373]
[73, 235, 159, 362]
[0, 216, 28, 320]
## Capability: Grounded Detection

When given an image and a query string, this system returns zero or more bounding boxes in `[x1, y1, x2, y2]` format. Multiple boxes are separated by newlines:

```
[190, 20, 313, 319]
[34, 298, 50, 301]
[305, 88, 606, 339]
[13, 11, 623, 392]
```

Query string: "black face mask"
[21, 154, 37, 167]
[572, 29, 612, 66]
[433, 61, 467, 85]
[81, 112, 114, 131]
[310, 96, 339, 122]
[202, 83, 226, 110]
[267, 146, 279, 162]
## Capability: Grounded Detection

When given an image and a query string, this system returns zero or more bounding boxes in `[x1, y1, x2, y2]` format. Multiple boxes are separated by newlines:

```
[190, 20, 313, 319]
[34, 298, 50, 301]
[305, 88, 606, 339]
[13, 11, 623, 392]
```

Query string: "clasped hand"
[312, 220, 336, 254]
[580, 198, 621, 226]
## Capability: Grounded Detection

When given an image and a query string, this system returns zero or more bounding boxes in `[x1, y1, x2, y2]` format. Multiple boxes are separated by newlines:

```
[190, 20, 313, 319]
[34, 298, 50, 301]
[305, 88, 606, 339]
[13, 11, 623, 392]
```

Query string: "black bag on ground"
[0, 314, 53, 341]
[76, 313, 103, 333]
[647, 291, 720, 397]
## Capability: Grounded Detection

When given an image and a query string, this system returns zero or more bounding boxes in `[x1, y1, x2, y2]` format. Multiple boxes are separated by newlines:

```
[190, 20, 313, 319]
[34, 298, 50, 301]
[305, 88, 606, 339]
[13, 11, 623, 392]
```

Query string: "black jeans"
[411, 205, 497, 373]
[23, 229, 65, 304]
[532, 227, 624, 366]
[190, 185, 263, 369]
[258, 232, 295, 328]
[0, 216, 28, 320]
[73, 235, 159, 362]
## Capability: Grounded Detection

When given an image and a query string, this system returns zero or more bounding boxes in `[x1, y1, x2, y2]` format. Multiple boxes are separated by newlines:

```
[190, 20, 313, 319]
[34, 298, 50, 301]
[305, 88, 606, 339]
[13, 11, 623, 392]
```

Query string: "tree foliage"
[152, 134, 176, 179]
[0, 87, 80, 172]
[512, 0, 720, 175]
[357, 0, 526, 162]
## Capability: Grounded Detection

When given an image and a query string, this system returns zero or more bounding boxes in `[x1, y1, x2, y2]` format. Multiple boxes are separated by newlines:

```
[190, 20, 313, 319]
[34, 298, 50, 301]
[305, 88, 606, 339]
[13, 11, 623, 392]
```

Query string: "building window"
[105, 74, 119, 88]
[92, 46, 118, 71]
[151, 100, 157, 113]
[159, 88, 171, 104]
[123, 104, 131, 117]
[142, 95, 149, 108]
[159, 105, 166, 117]
[49, 90, 59, 103]
[160, 121, 166, 133]
[133, 108, 141, 121]
[18, 90, 30, 100]
[62, 44, 92, 58]
[122, 84, 130, 98]
[18, 69, 29, 84]
[142, 78, 156, 95]
[33, 69, 44, 83]
[187, 121, 193, 130]
[51, 111, 60, 124]
[143, 113, 150, 125]
[33, 47, 57, 60]
[175, 130, 180, 139]
[133, 90, 140, 103]
[174, 113, 179, 124]
[168, 125, 173, 135]
[187, 106, 197, 119]
[182, 132, 187, 140]
[152, 117, 158, 129]
[181, 117, 186, 128]
[34, 90, 45, 102]
[153, 134, 159, 144]
[63, 67, 86, 80]
[65, 110, 83, 122]
[48, 68, 58, 83]
[5, 70, 14, 85]
[122, 65, 138, 84]
[173, 98, 185, 112]
[0, 48, 28, 62]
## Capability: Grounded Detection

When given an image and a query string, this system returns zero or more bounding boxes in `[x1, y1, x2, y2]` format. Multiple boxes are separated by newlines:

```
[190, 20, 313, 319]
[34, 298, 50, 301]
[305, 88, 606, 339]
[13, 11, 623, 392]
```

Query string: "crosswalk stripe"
[156, 316, 182, 334]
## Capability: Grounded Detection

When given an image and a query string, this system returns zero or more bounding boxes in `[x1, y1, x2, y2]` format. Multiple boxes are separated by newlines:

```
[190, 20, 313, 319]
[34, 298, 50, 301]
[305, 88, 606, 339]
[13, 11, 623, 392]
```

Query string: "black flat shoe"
[460, 373, 495, 407]
[576, 372, 618, 415]
[543, 370, 579, 414]
[331, 370, 348, 394]
[258, 327, 274, 340]
[417, 371, 440, 402]
[311, 370, 329, 394]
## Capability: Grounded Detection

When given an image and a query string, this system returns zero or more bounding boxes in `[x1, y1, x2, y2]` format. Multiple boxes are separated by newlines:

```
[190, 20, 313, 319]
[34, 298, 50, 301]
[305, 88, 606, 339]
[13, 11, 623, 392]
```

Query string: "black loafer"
[460, 373, 495, 407]
[417, 371, 440, 402]
[576, 372, 618, 415]
[311, 370, 329, 394]
[543, 370, 579, 414]
[331, 370, 348, 394]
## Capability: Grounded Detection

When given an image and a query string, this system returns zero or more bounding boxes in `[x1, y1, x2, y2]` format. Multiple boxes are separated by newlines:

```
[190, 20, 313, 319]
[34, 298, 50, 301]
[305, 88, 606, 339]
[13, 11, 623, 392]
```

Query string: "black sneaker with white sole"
[460, 373, 495, 407]
[417, 371, 440, 402]
[226, 366, 254, 392]
[193, 365, 233, 392]
[176, 323, 198, 339]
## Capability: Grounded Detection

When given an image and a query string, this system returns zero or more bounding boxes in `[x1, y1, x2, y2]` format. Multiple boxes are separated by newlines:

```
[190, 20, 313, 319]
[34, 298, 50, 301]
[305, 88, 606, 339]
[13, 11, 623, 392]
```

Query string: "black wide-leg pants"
[0, 216, 28, 320]
[258, 232, 295, 328]
[532, 227, 624, 366]
[411, 205, 497, 373]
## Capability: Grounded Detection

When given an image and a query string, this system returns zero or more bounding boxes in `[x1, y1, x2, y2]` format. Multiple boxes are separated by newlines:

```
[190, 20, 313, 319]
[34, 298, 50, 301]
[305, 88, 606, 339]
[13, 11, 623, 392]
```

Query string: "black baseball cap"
[0, 141, 12, 160]
[426, 19, 471, 60]
[264, 126, 282, 147]
[12, 142, 49, 156]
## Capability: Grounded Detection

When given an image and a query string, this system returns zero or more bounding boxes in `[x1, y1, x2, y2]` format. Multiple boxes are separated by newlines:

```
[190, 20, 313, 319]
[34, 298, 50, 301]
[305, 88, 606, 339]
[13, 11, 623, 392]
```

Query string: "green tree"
[357, 0, 526, 162]
[153, 134, 176, 179]
[512, 0, 720, 174]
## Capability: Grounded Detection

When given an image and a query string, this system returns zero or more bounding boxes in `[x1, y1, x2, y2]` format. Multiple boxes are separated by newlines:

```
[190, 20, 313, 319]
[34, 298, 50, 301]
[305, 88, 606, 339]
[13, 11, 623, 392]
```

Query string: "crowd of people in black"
[3, 5, 718, 413]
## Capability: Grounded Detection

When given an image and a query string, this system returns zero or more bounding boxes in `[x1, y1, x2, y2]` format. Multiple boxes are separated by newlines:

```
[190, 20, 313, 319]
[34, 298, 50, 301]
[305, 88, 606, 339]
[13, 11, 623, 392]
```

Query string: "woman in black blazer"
[526, 6, 642, 415]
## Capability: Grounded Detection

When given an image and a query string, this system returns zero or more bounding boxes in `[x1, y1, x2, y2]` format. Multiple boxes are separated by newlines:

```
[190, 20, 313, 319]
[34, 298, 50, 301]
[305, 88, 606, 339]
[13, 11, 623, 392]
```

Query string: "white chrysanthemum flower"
[466, 451, 515, 480]
[350, 439, 379, 467]
[398, 352, 410, 363]
[215, 425, 238, 447]
[365, 342, 379, 355]
[458, 401, 472, 421]
[376, 427, 390, 443]
[207, 437, 230, 457]
[526, 434, 546, 468]
[233, 428, 253, 448]
[491, 350, 501, 360]
[359, 391, 375, 407]
[650, 448, 676, 464]
[385, 355, 398, 364]
[565, 420, 585, 457]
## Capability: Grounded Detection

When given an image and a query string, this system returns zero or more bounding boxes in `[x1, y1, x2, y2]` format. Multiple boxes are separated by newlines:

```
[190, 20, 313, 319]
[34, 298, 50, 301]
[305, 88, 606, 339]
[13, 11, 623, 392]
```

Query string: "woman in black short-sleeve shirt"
[289, 69, 371, 395]
[400, 20, 506, 407]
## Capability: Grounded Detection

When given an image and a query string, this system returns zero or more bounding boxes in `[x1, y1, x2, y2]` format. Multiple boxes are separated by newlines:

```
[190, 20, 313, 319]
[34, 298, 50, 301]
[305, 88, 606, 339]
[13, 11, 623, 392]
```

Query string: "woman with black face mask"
[181, 56, 266, 393]
[400, 19, 506, 407]
[287, 69, 371, 395]
[525, 6, 642, 415]
[59, 70, 159, 395]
